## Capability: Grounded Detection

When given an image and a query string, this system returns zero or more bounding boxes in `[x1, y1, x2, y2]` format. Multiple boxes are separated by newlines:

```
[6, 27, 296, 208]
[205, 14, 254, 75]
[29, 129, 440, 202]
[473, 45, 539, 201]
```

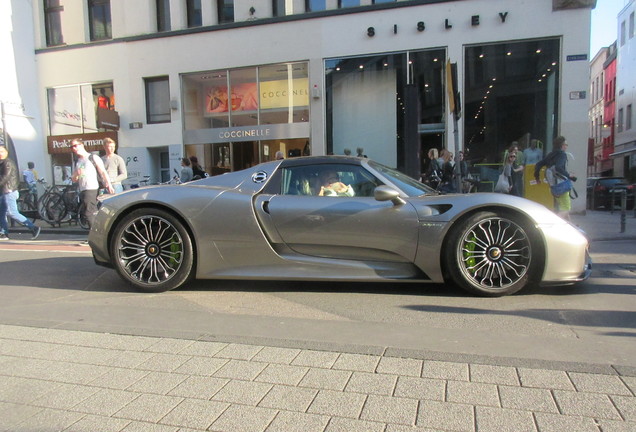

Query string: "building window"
[464, 39, 560, 164]
[217, 0, 234, 23]
[372, 0, 396, 4]
[630, 12, 635, 38]
[627, 105, 633, 130]
[273, 0, 292, 16]
[621, 20, 626, 46]
[44, 0, 64, 46]
[618, 108, 624, 132]
[88, 0, 111, 41]
[186, 0, 202, 27]
[157, 0, 171, 31]
[339, 0, 360, 7]
[306, 0, 326, 12]
[145, 76, 171, 124]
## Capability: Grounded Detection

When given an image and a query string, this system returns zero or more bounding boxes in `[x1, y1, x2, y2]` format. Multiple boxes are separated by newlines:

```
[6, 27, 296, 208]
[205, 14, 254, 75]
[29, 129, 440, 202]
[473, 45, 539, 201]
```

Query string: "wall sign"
[566, 54, 588, 62]
[366, 12, 508, 37]
[47, 131, 118, 154]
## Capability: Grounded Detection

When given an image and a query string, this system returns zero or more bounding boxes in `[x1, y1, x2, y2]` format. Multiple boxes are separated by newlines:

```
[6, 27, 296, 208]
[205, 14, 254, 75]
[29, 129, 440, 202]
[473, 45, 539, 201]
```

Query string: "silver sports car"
[89, 156, 591, 296]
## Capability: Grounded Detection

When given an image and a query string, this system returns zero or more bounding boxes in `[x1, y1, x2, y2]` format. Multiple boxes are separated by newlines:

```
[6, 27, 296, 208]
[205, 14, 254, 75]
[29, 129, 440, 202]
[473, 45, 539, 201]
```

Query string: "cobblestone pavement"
[1, 324, 635, 432]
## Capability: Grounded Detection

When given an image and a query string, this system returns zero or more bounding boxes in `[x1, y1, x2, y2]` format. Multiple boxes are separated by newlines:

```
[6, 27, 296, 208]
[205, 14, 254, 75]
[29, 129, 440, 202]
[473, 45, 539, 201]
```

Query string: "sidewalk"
[1, 324, 634, 432]
[11, 209, 636, 241]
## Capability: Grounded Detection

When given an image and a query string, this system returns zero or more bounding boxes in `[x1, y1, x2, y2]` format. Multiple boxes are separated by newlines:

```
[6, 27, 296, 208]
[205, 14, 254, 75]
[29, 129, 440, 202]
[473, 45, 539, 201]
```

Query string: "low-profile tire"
[111, 208, 194, 293]
[444, 211, 542, 297]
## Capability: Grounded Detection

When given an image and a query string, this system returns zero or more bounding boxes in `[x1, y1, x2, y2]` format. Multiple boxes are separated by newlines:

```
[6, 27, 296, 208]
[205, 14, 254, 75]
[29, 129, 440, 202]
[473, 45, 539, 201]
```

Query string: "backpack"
[89, 154, 107, 189]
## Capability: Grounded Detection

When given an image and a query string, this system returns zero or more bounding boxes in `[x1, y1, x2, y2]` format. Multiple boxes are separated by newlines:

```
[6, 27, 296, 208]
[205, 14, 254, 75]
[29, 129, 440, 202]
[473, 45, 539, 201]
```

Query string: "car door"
[256, 163, 419, 263]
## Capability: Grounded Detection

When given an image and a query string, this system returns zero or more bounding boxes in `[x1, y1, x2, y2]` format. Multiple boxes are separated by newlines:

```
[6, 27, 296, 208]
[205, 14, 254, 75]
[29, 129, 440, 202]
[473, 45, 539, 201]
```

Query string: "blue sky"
[590, 0, 628, 55]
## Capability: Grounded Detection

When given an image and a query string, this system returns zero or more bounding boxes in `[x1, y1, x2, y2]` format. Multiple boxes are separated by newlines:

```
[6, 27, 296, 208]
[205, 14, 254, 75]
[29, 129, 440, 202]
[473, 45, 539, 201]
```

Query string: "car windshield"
[368, 161, 436, 197]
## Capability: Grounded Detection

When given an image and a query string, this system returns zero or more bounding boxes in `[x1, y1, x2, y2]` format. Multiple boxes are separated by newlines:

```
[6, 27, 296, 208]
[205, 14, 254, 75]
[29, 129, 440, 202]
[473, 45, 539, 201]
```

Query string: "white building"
[4, 0, 595, 211]
[614, 0, 636, 178]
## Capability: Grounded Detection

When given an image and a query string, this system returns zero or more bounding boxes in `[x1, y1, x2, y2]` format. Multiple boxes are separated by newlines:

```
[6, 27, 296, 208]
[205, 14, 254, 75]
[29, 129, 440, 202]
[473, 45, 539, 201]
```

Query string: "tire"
[444, 211, 542, 296]
[38, 192, 67, 224]
[110, 208, 194, 293]
[17, 193, 38, 223]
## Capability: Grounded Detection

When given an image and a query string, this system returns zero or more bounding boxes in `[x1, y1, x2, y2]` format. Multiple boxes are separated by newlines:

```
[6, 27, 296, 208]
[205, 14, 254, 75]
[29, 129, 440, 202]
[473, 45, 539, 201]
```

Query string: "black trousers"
[80, 189, 98, 229]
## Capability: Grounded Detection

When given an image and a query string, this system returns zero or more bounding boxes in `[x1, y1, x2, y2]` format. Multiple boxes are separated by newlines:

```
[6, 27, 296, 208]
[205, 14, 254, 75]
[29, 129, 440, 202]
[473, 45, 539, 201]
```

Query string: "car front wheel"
[111, 208, 194, 293]
[445, 211, 541, 296]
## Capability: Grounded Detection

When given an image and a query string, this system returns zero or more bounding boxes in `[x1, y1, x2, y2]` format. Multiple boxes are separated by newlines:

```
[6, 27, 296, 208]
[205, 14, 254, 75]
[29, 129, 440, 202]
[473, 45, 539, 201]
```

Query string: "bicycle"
[37, 181, 67, 226]
[59, 184, 89, 230]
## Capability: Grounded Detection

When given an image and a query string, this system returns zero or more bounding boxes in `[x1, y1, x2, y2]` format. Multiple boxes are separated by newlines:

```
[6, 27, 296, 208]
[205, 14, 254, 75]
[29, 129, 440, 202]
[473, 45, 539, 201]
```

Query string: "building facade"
[588, 46, 607, 176]
[4, 0, 596, 211]
[614, 0, 636, 180]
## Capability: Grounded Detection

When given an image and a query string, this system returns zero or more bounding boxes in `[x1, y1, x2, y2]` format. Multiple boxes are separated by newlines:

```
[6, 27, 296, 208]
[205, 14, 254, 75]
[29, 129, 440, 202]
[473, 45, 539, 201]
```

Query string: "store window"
[372, 0, 396, 4]
[217, 0, 234, 23]
[186, 0, 202, 27]
[88, 0, 112, 41]
[464, 39, 560, 167]
[306, 0, 326, 12]
[44, 0, 64, 46]
[157, 0, 171, 32]
[338, 0, 360, 8]
[145, 76, 171, 124]
[325, 50, 445, 172]
[47, 82, 114, 136]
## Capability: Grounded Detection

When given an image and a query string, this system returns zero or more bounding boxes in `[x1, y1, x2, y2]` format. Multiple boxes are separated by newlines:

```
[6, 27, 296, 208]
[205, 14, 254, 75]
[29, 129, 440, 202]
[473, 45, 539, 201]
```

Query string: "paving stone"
[569, 372, 633, 395]
[63, 414, 131, 432]
[517, 368, 574, 390]
[298, 367, 352, 391]
[144, 338, 195, 354]
[167, 375, 229, 399]
[214, 343, 264, 360]
[126, 371, 188, 395]
[474, 406, 536, 432]
[376, 356, 423, 377]
[121, 421, 179, 432]
[360, 394, 419, 425]
[621, 376, 636, 395]
[307, 389, 367, 418]
[394, 376, 445, 401]
[421, 360, 469, 381]
[208, 404, 278, 432]
[594, 419, 636, 432]
[251, 346, 301, 365]
[534, 412, 601, 432]
[173, 356, 228, 376]
[469, 364, 520, 386]
[158, 398, 228, 430]
[0, 375, 61, 404]
[73, 388, 141, 416]
[291, 350, 340, 368]
[135, 353, 192, 373]
[265, 410, 329, 432]
[611, 395, 636, 421]
[213, 359, 268, 380]
[344, 371, 398, 395]
[14, 408, 84, 431]
[103, 351, 156, 369]
[255, 363, 309, 386]
[211, 379, 273, 405]
[46, 345, 118, 365]
[332, 352, 380, 373]
[176, 340, 228, 357]
[0, 401, 43, 430]
[416, 399, 474, 432]
[30, 383, 99, 410]
[326, 417, 386, 432]
[114, 393, 184, 423]
[446, 380, 500, 407]
[0, 339, 58, 359]
[258, 385, 318, 412]
[553, 390, 622, 420]
[498, 385, 558, 413]
[4, 357, 70, 381]
[385, 425, 439, 432]
[87, 367, 149, 390]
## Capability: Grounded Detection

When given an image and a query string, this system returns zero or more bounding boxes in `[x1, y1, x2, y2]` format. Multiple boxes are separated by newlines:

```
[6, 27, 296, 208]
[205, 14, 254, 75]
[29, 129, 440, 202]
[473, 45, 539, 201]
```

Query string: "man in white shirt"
[71, 139, 112, 229]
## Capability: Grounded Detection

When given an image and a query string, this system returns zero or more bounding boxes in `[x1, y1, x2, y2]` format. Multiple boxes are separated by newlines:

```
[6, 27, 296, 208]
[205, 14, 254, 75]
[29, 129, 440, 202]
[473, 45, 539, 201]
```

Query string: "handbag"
[494, 173, 510, 193]
[550, 179, 572, 197]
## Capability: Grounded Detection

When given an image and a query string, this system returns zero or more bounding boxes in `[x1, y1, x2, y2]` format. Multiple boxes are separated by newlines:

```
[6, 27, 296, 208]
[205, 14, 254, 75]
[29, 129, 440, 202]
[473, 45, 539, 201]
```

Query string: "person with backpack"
[534, 136, 577, 220]
[71, 139, 112, 229]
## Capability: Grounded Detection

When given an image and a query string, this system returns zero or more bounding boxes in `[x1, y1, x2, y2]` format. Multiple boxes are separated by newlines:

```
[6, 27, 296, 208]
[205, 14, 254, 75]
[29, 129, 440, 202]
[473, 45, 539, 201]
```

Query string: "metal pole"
[621, 189, 626, 233]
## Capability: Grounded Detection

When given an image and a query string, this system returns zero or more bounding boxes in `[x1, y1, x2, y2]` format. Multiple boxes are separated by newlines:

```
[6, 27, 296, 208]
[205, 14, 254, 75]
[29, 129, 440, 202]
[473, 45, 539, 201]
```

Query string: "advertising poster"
[205, 83, 258, 115]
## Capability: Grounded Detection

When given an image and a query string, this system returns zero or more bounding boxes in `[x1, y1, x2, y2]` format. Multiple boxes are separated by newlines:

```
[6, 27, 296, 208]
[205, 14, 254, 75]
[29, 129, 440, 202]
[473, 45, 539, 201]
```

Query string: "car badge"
[252, 171, 268, 183]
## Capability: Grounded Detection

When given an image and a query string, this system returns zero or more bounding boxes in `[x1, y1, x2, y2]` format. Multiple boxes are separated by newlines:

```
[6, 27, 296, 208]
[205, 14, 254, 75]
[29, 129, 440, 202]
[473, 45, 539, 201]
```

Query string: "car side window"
[281, 165, 382, 197]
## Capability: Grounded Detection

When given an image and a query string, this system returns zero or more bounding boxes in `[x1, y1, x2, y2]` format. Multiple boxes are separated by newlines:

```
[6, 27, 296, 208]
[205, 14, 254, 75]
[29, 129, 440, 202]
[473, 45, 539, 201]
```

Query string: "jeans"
[0, 193, 7, 234]
[4, 190, 37, 231]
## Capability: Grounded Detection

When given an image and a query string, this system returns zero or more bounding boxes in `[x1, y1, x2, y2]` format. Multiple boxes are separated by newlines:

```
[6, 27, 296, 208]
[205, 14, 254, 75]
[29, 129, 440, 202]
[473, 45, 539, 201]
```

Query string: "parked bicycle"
[36, 182, 89, 229]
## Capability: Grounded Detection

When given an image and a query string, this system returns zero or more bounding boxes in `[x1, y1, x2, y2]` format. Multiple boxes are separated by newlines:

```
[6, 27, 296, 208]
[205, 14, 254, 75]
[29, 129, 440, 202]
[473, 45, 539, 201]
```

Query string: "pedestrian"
[523, 139, 543, 165]
[71, 139, 112, 229]
[0, 146, 41, 240]
[101, 137, 127, 194]
[189, 156, 207, 179]
[180, 157, 193, 183]
[534, 136, 577, 221]
[22, 161, 39, 196]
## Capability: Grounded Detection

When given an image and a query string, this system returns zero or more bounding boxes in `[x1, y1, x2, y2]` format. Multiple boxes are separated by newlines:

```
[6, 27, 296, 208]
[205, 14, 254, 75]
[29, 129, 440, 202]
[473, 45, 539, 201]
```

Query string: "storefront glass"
[182, 62, 309, 175]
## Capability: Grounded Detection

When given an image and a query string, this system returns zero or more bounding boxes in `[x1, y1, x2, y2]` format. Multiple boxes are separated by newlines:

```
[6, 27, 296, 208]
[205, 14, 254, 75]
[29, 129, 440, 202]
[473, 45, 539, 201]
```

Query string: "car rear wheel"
[111, 208, 194, 293]
[445, 211, 541, 296]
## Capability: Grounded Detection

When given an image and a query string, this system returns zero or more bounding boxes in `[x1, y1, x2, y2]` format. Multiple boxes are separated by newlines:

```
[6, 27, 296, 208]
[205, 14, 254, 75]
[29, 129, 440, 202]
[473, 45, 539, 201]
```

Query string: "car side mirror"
[374, 185, 406, 206]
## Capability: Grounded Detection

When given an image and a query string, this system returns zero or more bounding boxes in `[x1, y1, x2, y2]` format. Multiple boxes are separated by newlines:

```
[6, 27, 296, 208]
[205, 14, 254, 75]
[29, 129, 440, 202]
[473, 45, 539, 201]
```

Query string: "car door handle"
[262, 200, 270, 214]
